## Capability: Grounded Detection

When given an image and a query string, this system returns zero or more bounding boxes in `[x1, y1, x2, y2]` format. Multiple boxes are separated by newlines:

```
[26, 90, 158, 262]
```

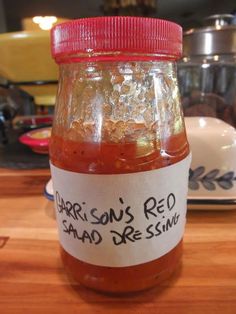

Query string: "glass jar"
[50, 17, 190, 293]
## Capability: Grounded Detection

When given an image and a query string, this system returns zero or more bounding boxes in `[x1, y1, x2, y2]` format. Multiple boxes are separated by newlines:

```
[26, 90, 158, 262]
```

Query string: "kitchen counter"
[0, 168, 236, 314]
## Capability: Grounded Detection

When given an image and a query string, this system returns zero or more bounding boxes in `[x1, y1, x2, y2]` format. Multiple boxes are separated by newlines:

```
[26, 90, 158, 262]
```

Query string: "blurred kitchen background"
[0, 0, 236, 168]
[1, 0, 236, 32]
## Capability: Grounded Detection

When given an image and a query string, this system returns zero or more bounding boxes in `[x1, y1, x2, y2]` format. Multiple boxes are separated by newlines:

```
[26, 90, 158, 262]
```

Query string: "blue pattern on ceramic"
[189, 167, 236, 190]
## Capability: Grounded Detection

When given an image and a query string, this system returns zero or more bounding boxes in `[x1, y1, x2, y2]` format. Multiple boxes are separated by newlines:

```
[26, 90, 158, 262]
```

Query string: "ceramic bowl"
[185, 117, 236, 208]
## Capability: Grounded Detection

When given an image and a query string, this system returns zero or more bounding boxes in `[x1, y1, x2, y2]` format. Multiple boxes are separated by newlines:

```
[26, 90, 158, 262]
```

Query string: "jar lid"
[51, 16, 182, 62]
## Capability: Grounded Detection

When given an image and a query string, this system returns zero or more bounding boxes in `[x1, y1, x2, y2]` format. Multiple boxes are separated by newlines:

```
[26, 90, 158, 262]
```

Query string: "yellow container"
[0, 31, 58, 105]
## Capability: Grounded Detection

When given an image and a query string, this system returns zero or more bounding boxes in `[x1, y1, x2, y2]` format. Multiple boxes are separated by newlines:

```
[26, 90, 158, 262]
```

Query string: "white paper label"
[50, 154, 191, 267]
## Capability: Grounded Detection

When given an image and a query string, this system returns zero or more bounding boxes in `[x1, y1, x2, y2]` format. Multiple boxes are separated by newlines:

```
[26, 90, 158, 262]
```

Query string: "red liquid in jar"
[50, 130, 189, 293]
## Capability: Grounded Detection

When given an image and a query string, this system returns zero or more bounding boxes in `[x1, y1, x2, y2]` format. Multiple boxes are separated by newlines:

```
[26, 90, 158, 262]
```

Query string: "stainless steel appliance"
[178, 14, 236, 127]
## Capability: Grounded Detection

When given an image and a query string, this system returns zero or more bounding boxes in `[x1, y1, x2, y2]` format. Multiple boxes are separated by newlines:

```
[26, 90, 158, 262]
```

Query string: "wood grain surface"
[0, 168, 236, 314]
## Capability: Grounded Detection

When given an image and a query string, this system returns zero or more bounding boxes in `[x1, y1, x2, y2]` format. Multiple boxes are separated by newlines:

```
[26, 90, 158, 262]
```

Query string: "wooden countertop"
[0, 168, 236, 314]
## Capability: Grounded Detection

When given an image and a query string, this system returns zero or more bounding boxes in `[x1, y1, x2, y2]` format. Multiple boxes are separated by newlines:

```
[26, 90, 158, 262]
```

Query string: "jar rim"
[55, 51, 179, 64]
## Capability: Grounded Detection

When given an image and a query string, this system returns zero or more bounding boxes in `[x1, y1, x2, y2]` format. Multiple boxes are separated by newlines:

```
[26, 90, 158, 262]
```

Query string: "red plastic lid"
[51, 17, 182, 62]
